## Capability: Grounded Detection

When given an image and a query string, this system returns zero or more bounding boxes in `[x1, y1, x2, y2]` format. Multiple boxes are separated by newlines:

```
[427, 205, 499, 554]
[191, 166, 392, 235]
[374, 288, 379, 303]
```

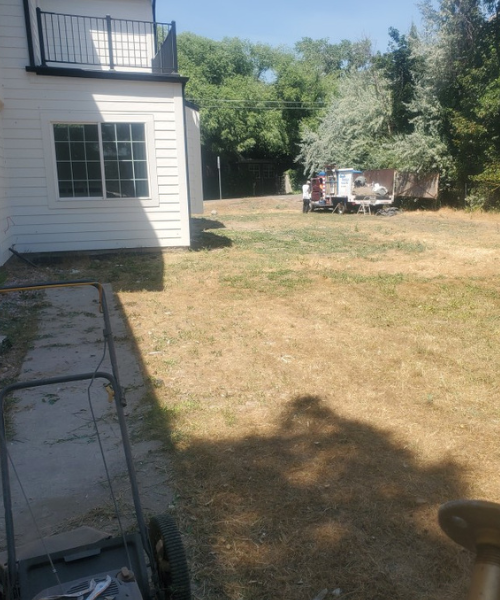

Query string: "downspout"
[181, 81, 193, 221]
[22, 0, 35, 67]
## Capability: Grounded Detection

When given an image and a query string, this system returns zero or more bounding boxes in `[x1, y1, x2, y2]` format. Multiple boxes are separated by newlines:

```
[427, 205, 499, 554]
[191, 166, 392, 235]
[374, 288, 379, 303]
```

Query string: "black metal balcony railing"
[35, 9, 178, 74]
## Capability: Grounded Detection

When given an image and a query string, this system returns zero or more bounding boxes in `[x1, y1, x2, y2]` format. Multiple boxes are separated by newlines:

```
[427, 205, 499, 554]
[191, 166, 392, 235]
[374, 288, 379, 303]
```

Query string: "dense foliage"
[299, 0, 500, 207]
[177, 34, 370, 197]
[178, 0, 500, 207]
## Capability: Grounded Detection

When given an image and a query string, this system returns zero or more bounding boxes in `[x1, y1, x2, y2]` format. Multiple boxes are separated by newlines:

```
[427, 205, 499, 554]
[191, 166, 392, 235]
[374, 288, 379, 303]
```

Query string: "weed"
[42, 393, 60, 405]
[222, 408, 237, 427]
[0, 288, 45, 435]
[84, 326, 100, 334]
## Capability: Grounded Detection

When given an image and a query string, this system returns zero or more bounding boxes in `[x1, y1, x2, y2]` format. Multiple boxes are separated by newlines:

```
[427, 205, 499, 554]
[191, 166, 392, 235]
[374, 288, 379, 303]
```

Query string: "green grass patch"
[220, 227, 426, 258]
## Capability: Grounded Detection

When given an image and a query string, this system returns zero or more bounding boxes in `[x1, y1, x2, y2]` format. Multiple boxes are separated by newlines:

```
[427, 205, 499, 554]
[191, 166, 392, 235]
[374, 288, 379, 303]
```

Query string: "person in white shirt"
[302, 180, 311, 213]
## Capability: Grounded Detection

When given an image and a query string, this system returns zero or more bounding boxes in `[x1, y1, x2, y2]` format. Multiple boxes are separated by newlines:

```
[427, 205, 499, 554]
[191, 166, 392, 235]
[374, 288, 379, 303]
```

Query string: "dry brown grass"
[4, 196, 500, 599]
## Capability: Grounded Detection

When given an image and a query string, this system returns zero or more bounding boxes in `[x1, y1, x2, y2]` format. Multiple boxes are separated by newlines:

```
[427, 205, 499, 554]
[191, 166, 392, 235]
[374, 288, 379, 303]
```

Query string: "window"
[248, 164, 261, 180]
[262, 164, 274, 179]
[53, 123, 149, 199]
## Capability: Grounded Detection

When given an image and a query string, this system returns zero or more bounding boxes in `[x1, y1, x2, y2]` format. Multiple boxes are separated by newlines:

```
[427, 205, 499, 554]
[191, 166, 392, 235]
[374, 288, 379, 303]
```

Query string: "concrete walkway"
[0, 283, 171, 547]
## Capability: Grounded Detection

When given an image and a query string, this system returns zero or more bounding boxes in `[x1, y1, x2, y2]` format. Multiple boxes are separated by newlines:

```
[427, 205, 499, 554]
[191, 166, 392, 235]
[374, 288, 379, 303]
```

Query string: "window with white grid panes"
[53, 122, 149, 199]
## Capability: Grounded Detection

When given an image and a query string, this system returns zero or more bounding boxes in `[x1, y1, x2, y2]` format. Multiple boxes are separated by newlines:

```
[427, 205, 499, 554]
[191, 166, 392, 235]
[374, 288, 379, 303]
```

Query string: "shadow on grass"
[2, 249, 168, 293]
[161, 394, 469, 600]
[1, 216, 231, 293]
[192, 218, 226, 231]
[190, 217, 232, 252]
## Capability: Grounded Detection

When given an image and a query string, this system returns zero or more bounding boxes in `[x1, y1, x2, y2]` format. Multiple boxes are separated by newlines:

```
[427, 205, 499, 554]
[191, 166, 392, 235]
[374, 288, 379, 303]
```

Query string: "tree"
[296, 0, 500, 207]
[417, 0, 500, 204]
[294, 37, 373, 75]
[375, 26, 422, 135]
[297, 24, 456, 178]
[298, 68, 393, 174]
[178, 11, 500, 205]
[178, 34, 290, 160]
[177, 32, 338, 197]
[375, 30, 452, 176]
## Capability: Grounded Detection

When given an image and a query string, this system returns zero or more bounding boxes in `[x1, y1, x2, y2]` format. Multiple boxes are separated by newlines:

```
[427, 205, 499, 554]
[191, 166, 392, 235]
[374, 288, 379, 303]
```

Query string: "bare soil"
[3, 195, 500, 599]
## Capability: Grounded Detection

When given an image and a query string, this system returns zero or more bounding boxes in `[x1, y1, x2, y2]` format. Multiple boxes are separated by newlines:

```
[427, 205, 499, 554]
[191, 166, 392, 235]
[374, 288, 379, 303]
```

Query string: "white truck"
[310, 167, 396, 213]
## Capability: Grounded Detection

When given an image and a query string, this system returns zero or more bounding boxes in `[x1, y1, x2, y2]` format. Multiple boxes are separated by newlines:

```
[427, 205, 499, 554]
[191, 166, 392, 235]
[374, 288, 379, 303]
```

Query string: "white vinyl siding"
[0, 6, 14, 266]
[0, 100, 9, 267]
[0, 0, 196, 263]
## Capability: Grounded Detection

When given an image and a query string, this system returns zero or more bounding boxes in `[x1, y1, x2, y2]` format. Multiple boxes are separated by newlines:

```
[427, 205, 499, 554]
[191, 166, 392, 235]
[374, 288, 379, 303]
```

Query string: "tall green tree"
[179, 10, 500, 206]
[298, 68, 393, 174]
[178, 33, 289, 161]
[294, 37, 372, 75]
[298, 24, 455, 178]
[375, 26, 422, 135]
[177, 32, 339, 194]
[418, 0, 500, 203]
[178, 33, 371, 166]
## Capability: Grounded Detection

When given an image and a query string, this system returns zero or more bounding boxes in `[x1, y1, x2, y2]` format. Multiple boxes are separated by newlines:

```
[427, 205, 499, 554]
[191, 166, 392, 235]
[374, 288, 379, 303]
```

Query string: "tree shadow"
[171, 394, 470, 599]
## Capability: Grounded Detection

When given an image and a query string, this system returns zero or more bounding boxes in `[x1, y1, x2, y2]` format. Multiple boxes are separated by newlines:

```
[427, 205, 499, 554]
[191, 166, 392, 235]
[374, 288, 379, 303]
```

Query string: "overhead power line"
[189, 99, 326, 105]
[185, 98, 327, 111]
[196, 105, 325, 110]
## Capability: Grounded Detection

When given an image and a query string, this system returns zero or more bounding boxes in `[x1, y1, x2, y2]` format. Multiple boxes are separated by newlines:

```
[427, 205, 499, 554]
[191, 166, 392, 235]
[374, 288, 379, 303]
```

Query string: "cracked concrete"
[0, 283, 172, 548]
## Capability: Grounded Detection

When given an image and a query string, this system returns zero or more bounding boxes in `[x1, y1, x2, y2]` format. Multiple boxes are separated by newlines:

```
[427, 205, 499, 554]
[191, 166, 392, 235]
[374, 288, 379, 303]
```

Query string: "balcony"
[34, 9, 178, 75]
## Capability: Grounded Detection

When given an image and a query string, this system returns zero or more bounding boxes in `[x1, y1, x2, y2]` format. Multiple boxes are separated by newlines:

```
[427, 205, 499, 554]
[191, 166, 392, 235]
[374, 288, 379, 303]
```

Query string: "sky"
[156, 0, 423, 54]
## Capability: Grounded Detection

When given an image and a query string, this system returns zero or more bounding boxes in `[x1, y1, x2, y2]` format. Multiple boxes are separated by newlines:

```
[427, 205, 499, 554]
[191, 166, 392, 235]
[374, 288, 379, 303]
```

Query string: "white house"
[0, 0, 204, 266]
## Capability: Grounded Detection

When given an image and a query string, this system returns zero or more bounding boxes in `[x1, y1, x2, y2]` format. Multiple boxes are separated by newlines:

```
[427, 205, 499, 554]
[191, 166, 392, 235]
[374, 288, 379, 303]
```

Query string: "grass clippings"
[3, 196, 500, 599]
[0, 265, 54, 439]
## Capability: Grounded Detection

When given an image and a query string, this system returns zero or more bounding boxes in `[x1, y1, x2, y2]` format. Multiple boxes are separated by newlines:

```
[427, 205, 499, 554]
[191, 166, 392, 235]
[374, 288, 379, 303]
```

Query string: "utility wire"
[190, 104, 326, 111]
[187, 99, 326, 104]
[186, 99, 327, 111]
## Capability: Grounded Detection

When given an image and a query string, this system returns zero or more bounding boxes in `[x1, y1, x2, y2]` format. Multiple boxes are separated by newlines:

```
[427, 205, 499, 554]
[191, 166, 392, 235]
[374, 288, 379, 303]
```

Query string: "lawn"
[3, 195, 500, 599]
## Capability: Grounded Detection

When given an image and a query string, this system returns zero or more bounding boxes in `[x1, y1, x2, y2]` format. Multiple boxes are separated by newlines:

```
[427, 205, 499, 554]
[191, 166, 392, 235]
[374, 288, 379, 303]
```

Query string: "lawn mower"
[0, 280, 191, 600]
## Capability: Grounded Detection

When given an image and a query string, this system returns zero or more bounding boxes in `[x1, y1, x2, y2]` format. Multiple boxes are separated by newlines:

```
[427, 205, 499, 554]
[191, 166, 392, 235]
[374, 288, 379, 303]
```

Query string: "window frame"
[262, 164, 274, 180]
[43, 112, 159, 210]
[248, 163, 261, 180]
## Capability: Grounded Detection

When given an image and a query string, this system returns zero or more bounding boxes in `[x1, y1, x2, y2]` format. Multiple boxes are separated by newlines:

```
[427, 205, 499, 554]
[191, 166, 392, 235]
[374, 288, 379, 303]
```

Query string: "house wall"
[0, 0, 194, 263]
[185, 105, 203, 215]
[0, 17, 11, 265]
[0, 107, 9, 267]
